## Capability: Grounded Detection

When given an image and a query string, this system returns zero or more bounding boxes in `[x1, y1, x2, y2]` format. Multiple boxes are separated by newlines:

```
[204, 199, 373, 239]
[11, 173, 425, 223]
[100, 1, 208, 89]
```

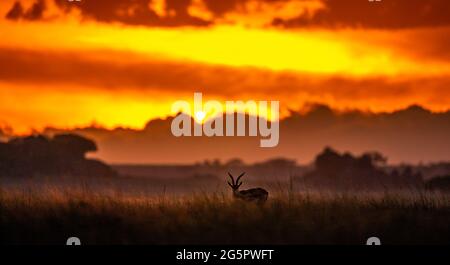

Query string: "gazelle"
[227, 172, 268, 203]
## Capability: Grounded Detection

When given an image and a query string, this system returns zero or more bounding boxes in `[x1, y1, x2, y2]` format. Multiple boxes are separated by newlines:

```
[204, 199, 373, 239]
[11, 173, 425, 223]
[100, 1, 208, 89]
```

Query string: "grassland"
[1, 186, 449, 245]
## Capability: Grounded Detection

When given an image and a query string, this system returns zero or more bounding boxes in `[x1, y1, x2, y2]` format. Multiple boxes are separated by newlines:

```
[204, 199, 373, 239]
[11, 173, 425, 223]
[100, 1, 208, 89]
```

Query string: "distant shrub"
[426, 175, 450, 192]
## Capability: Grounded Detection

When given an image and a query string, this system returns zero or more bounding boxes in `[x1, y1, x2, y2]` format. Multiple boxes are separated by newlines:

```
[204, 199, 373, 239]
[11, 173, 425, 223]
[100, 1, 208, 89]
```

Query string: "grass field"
[1, 185, 449, 245]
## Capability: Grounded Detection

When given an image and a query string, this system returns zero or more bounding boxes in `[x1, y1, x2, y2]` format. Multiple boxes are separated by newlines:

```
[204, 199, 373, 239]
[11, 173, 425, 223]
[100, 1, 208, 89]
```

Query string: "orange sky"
[1, 0, 450, 134]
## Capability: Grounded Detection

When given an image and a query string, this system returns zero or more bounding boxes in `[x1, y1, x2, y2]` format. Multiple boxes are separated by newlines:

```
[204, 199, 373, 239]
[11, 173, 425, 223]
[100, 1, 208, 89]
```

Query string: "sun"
[194, 111, 207, 123]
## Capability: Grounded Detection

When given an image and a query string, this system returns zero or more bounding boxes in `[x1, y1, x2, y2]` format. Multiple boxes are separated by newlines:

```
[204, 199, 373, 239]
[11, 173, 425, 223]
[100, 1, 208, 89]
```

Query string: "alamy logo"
[171, 93, 280, 147]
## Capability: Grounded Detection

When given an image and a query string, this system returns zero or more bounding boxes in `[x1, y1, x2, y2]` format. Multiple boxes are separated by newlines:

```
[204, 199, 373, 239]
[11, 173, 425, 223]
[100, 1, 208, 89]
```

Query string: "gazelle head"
[227, 172, 245, 192]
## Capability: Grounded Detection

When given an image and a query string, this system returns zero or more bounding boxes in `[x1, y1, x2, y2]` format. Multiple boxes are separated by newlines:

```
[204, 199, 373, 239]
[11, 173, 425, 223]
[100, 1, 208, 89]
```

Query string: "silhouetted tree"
[225, 158, 245, 168]
[300, 147, 423, 190]
[52, 134, 97, 159]
[0, 134, 116, 178]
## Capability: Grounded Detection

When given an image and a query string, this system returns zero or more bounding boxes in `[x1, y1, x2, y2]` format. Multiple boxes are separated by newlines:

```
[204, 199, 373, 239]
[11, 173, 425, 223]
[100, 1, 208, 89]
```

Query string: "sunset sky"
[1, 0, 450, 135]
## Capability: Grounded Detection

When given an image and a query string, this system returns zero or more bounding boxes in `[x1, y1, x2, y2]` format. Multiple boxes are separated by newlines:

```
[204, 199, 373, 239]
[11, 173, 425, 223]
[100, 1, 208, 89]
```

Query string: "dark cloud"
[55, 0, 211, 27]
[5, 1, 24, 20]
[24, 0, 45, 20]
[201, 0, 242, 17]
[273, 0, 450, 29]
[6, 0, 45, 21]
[5, 0, 210, 26]
[5, 0, 450, 29]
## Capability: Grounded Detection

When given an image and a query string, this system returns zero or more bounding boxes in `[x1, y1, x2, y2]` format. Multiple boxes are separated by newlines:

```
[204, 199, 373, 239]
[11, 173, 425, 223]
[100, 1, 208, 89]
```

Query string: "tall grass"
[1, 186, 449, 245]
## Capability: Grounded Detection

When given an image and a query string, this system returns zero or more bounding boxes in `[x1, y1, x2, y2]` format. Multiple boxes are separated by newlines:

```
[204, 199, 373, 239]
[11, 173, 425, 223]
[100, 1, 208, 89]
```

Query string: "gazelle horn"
[236, 172, 245, 185]
[228, 172, 235, 185]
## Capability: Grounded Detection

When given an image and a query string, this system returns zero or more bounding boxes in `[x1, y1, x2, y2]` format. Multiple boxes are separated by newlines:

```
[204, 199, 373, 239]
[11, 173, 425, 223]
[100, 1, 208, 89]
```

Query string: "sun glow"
[194, 111, 207, 123]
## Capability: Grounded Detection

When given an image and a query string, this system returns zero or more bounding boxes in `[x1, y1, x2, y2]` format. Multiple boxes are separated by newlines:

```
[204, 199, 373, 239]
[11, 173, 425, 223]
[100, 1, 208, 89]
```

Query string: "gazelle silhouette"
[227, 172, 268, 203]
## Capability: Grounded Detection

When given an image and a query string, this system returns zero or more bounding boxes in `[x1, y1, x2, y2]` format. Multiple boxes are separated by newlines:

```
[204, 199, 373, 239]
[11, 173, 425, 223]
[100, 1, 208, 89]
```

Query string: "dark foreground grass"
[1, 188, 449, 244]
